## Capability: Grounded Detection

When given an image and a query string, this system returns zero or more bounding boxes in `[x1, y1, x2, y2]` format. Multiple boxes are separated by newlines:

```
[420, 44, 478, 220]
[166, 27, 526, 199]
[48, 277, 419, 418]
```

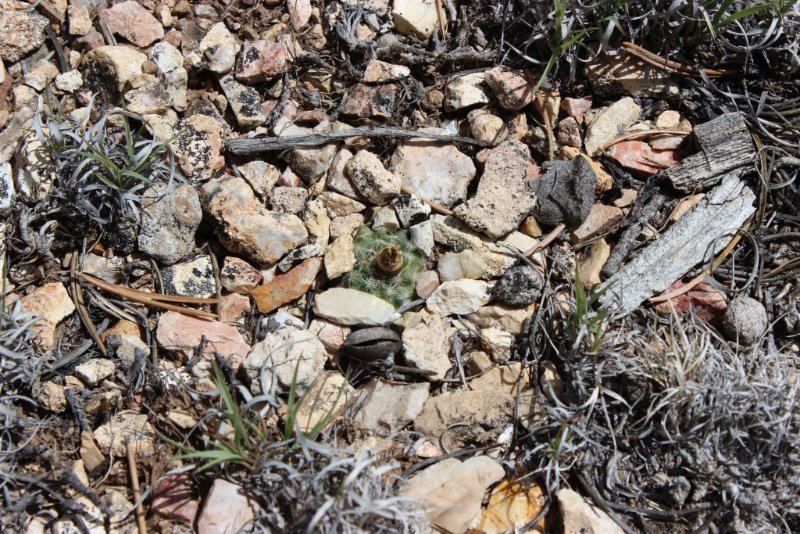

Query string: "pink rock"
[560, 97, 592, 124]
[653, 280, 727, 321]
[288, 0, 312, 30]
[156, 311, 250, 368]
[220, 256, 263, 294]
[607, 140, 680, 175]
[235, 40, 287, 83]
[415, 270, 440, 299]
[342, 83, 396, 119]
[100, 1, 164, 47]
[278, 167, 302, 187]
[151, 474, 199, 525]
[197, 479, 259, 534]
[484, 67, 533, 111]
[555, 117, 582, 148]
[570, 204, 625, 243]
[219, 293, 251, 324]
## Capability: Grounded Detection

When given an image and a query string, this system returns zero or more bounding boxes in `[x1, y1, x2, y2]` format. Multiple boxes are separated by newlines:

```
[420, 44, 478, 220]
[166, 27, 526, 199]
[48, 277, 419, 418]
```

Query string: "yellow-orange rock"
[479, 479, 546, 533]
[251, 257, 321, 313]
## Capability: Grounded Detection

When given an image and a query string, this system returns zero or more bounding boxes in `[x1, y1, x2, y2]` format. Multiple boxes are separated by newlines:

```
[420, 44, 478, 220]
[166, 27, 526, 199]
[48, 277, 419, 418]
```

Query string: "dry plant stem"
[126, 442, 148, 534]
[524, 223, 566, 257]
[70, 254, 107, 356]
[435, 0, 447, 39]
[77, 273, 218, 319]
[600, 129, 691, 154]
[227, 126, 490, 155]
[621, 41, 733, 78]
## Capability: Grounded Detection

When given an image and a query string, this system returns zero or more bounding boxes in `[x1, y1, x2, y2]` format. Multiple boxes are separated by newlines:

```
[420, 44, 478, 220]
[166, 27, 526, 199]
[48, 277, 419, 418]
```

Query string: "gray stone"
[402, 312, 453, 380]
[391, 194, 431, 228]
[345, 150, 401, 206]
[415, 364, 534, 450]
[392, 0, 438, 39]
[55, 70, 84, 93]
[0, 6, 49, 63]
[269, 186, 308, 215]
[531, 157, 596, 229]
[172, 113, 226, 181]
[492, 265, 544, 307]
[371, 206, 400, 231]
[0, 162, 15, 215]
[220, 256, 262, 294]
[400, 457, 505, 534]
[351, 380, 429, 433]
[279, 122, 338, 184]
[430, 215, 517, 277]
[453, 140, 536, 239]
[557, 489, 624, 534]
[722, 296, 768, 346]
[444, 72, 489, 111]
[427, 280, 493, 316]
[124, 81, 172, 115]
[82, 45, 147, 93]
[149, 42, 189, 111]
[437, 250, 490, 281]
[390, 130, 476, 208]
[409, 220, 434, 257]
[243, 327, 327, 393]
[188, 22, 238, 73]
[237, 160, 280, 199]
[313, 288, 400, 326]
[220, 75, 266, 129]
[74, 358, 116, 386]
[138, 183, 202, 265]
[162, 256, 217, 299]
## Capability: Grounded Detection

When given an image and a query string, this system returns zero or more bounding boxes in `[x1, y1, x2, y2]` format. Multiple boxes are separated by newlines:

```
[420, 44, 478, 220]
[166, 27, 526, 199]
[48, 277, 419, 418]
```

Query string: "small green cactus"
[343, 227, 425, 308]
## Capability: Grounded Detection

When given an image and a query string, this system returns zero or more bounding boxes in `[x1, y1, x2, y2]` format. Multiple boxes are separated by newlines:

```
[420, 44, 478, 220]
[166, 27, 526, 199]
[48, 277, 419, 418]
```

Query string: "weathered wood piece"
[227, 126, 489, 155]
[664, 112, 755, 192]
[599, 175, 755, 314]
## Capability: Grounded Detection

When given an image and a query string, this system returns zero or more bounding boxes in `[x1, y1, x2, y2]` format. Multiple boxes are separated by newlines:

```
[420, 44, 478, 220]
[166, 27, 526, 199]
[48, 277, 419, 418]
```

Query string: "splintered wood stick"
[227, 126, 489, 155]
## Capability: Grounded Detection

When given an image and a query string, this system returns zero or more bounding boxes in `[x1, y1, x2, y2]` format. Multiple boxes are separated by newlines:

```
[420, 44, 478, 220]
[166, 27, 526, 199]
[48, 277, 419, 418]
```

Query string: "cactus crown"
[343, 227, 425, 308]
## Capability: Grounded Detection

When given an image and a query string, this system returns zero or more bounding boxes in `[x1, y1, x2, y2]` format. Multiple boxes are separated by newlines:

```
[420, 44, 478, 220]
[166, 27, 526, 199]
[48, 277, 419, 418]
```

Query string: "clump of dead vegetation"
[157, 360, 427, 533]
[520, 275, 800, 532]
[22, 98, 181, 256]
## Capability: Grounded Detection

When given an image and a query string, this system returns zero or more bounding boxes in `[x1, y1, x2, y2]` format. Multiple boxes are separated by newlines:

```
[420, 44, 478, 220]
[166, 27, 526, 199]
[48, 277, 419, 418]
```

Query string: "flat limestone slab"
[599, 175, 755, 314]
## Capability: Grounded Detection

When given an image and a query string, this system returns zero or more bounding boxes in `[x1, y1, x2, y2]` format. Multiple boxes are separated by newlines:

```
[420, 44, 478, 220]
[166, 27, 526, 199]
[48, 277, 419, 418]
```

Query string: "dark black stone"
[492, 265, 544, 307]
[531, 156, 596, 229]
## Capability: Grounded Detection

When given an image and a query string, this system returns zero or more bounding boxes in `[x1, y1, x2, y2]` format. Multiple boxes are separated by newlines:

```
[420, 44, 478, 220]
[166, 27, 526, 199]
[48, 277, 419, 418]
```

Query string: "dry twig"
[621, 42, 734, 78]
[126, 442, 148, 534]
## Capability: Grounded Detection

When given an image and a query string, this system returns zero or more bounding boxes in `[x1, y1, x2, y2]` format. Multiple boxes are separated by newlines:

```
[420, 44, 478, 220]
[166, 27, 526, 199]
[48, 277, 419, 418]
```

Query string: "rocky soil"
[0, 1, 798, 533]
